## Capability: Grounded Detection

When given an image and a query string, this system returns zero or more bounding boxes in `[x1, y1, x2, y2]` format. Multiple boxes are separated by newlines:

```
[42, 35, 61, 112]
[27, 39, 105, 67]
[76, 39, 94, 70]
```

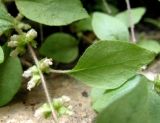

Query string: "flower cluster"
[34, 95, 73, 119]
[8, 29, 37, 57]
[23, 58, 53, 91]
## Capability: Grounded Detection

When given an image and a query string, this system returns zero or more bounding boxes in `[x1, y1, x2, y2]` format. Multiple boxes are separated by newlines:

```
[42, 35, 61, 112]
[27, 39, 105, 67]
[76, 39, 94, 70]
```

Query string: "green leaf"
[137, 40, 160, 54]
[72, 17, 92, 32]
[0, 46, 4, 64]
[0, 7, 14, 34]
[0, 47, 22, 106]
[15, 0, 88, 26]
[92, 75, 144, 112]
[0, 0, 7, 12]
[96, 76, 160, 123]
[96, 75, 149, 123]
[145, 18, 160, 28]
[92, 12, 129, 41]
[115, 7, 146, 27]
[67, 41, 155, 89]
[40, 33, 79, 63]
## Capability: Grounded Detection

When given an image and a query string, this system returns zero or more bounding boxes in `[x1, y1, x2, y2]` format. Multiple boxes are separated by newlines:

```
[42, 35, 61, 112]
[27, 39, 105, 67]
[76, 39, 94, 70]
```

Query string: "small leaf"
[0, 46, 22, 106]
[92, 12, 129, 41]
[40, 33, 79, 63]
[15, 0, 88, 26]
[67, 41, 155, 89]
[0, 7, 14, 34]
[137, 40, 160, 54]
[0, 46, 4, 64]
[145, 18, 160, 28]
[115, 7, 146, 27]
[72, 17, 92, 32]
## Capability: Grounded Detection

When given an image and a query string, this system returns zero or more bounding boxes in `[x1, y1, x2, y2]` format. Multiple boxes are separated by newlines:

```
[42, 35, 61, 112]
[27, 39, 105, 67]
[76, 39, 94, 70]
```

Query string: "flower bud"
[26, 29, 37, 39]
[10, 35, 19, 41]
[8, 41, 18, 47]
[27, 75, 40, 91]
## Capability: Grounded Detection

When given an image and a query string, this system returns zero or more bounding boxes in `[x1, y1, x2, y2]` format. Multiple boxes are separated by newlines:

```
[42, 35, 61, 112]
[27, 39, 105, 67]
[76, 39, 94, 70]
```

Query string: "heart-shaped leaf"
[67, 41, 155, 89]
[0, 46, 4, 64]
[15, 0, 88, 26]
[92, 12, 129, 41]
[40, 33, 79, 63]
[116, 7, 146, 27]
[0, 47, 22, 106]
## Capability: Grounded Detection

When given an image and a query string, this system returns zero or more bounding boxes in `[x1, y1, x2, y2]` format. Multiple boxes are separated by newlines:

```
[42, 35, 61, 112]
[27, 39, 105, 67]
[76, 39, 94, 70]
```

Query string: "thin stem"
[102, 0, 112, 14]
[125, 0, 137, 43]
[50, 69, 70, 74]
[28, 45, 58, 123]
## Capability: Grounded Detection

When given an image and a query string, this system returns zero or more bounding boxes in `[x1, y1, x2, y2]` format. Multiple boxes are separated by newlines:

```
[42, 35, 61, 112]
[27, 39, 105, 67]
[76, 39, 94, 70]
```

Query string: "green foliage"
[0, 7, 14, 34]
[145, 18, 160, 28]
[15, 0, 88, 26]
[0, 46, 22, 106]
[92, 12, 129, 41]
[0, 46, 4, 64]
[137, 40, 160, 54]
[95, 76, 160, 123]
[0, 0, 7, 11]
[72, 17, 92, 32]
[40, 33, 79, 63]
[115, 7, 146, 27]
[68, 41, 155, 89]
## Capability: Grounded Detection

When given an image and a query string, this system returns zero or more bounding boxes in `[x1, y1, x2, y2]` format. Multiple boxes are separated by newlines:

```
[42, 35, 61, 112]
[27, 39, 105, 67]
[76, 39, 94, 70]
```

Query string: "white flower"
[8, 41, 18, 47]
[26, 29, 37, 39]
[10, 34, 19, 41]
[43, 58, 53, 66]
[27, 75, 40, 91]
[22, 69, 32, 78]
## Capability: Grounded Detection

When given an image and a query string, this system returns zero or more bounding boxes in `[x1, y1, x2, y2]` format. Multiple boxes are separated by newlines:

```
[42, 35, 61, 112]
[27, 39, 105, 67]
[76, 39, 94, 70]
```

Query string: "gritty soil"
[0, 74, 96, 123]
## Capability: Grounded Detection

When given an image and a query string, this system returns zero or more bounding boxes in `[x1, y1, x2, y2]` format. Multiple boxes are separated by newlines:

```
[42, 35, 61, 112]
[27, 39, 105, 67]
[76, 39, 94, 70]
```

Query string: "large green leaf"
[95, 75, 149, 123]
[96, 76, 160, 123]
[92, 75, 145, 112]
[115, 7, 146, 27]
[67, 41, 155, 89]
[0, 0, 7, 12]
[0, 7, 14, 34]
[0, 47, 22, 106]
[15, 0, 88, 26]
[0, 46, 4, 64]
[40, 33, 79, 63]
[137, 40, 160, 54]
[92, 12, 129, 41]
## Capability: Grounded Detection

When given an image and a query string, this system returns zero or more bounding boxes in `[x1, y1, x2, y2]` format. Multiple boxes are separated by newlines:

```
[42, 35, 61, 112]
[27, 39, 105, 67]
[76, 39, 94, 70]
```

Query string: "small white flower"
[62, 95, 71, 102]
[27, 75, 40, 91]
[27, 78, 36, 91]
[10, 34, 19, 41]
[8, 41, 18, 47]
[43, 58, 53, 66]
[22, 69, 32, 78]
[26, 29, 37, 39]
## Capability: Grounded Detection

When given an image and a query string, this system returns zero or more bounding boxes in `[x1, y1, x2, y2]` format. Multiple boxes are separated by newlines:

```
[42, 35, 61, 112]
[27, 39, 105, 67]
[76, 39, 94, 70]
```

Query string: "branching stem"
[28, 45, 58, 123]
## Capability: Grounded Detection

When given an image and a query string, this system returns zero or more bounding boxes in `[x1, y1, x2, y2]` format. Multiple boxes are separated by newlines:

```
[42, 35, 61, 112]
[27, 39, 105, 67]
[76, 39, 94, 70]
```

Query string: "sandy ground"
[0, 74, 96, 123]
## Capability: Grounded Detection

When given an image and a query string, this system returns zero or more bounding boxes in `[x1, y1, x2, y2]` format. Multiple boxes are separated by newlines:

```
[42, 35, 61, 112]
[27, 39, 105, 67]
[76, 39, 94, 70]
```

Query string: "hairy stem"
[28, 45, 58, 123]
[125, 0, 137, 43]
